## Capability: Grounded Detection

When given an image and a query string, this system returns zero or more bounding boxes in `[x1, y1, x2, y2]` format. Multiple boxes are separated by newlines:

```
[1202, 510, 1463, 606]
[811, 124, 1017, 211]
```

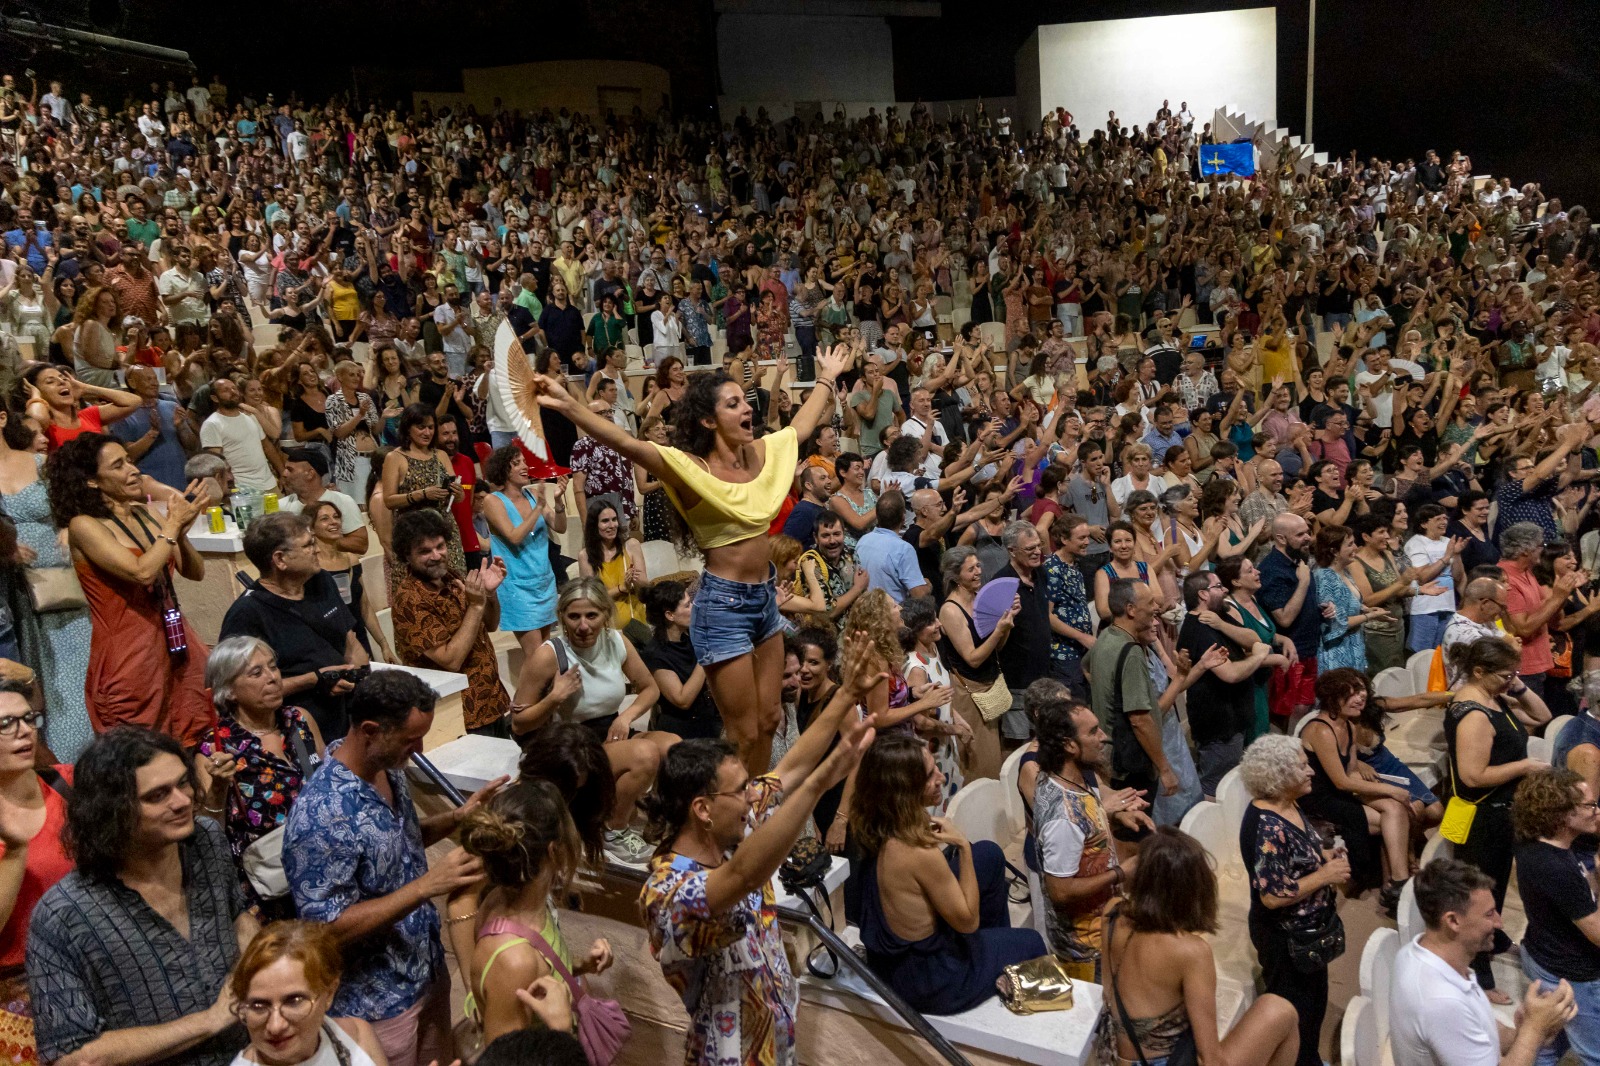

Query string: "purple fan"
[972, 577, 1020, 638]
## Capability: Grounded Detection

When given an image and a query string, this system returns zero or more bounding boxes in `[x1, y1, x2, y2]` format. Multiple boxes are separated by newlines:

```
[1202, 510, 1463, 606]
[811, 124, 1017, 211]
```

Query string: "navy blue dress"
[859, 838, 1045, 1015]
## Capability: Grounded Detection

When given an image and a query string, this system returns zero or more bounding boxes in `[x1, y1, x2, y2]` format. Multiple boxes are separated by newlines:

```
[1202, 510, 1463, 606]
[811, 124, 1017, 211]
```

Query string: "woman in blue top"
[481, 444, 565, 654]
[1312, 524, 1381, 673]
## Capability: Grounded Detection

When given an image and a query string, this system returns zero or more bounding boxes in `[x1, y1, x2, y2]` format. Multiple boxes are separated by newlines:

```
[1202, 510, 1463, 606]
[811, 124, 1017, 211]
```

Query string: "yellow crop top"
[651, 426, 799, 549]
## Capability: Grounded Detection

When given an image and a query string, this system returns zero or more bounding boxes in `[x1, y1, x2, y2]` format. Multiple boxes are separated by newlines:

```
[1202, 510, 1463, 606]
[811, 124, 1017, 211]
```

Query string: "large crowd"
[0, 67, 1594, 1066]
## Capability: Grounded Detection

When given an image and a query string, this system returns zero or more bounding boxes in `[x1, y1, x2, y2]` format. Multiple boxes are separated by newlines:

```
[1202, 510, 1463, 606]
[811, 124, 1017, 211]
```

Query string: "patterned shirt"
[570, 437, 637, 526]
[284, 742, 444, 1020]
[27, 818, 248, 1066]
[794, 547, 859, 625]
[197, 706, 321, 908]
[1494, 474, 1560, 542]
[678, 296, 713, 347]
[643, 773, 797, 1066]
[1042, 554, 1093, 669]
[391, 574, 508, 730]
[1034, 772, 1118, 963]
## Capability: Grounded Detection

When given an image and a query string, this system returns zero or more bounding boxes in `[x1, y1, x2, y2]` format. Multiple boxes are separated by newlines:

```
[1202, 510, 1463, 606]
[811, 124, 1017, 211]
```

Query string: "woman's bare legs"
[705, 631, 785, 776]
[605, 734, 670, 830]
[1222, 991, 1299, 1066]
[1365, 797, 1413, 882]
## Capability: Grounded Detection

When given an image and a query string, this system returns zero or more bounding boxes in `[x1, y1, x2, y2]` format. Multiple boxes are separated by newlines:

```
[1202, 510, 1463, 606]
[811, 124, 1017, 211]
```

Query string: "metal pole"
[1305, 0, 1317, 142]
[409, 753, 467, 806]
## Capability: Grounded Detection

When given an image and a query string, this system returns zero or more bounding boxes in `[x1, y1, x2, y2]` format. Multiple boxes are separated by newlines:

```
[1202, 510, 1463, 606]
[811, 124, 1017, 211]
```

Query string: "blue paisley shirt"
[284, 740, 443, 1020]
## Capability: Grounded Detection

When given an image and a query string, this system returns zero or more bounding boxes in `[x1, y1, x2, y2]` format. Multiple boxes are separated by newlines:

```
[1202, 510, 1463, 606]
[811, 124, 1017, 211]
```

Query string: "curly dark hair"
[483, 443, 523, 488]
[67, 727, 198, 882]
[639, 737, 739, 848]
[1035, 695, 1093, 776]
[1513, 768, 1585, 842]
[670, 370, 739, 457]
[45, 431, 117, 523]
[517, 721, 618, 867]
[392, 507, 453, 568]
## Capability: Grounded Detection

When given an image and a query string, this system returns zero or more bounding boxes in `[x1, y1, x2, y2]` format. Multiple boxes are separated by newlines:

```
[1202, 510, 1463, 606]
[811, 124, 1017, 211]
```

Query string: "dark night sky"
[20, 0, 1600, 206]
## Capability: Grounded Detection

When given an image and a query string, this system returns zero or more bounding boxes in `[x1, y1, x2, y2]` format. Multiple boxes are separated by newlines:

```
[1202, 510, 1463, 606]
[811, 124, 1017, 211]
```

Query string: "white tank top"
[231, 1023, 377, 1066]
[551, 629, 630, 723]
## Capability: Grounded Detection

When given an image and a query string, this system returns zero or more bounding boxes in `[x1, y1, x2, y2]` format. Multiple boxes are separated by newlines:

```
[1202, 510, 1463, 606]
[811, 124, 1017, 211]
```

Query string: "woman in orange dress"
[46, 433, 214, 746]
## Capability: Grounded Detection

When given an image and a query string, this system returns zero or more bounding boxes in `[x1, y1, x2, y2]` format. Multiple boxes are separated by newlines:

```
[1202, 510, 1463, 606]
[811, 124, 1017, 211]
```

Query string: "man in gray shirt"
[849, 355, 903, 458]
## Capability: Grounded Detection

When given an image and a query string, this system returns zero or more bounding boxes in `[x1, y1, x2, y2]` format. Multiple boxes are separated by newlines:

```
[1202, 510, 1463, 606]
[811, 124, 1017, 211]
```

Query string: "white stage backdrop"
[1018, 8, 1277, 133]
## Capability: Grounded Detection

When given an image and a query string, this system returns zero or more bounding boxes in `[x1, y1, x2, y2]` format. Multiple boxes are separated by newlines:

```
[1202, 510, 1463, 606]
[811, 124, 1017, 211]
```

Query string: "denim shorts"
[689, 568, 784, 666]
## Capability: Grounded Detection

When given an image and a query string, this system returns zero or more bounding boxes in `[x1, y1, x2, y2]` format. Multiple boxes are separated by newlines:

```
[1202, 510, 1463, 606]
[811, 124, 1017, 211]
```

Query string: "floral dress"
[196, 705, 320, 916]
[1314, 566, 1368, 672]
[756, 303, 786, 361]
[1043, 554, 1093, 678]
[643, 774, 798, 1066]
[392, 452, 465, 575]
[833, 488, 877, 552]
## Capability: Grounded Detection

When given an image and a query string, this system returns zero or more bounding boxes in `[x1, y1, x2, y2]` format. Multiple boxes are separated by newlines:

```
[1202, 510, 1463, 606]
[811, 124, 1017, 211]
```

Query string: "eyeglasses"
[1577, 802, 1600, 811]
[234, 994, 318, 1025]
[705, 779, 755, 800]
[0, 712, 42, 737]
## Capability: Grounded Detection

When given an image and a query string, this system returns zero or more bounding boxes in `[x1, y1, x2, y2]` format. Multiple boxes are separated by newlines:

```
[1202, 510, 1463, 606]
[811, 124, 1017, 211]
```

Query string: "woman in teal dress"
[1216, 555, 1280, 741]
[480, 444, 564, 657]
[0, 438, 94, 761]
[1312, 524, 1375, 674]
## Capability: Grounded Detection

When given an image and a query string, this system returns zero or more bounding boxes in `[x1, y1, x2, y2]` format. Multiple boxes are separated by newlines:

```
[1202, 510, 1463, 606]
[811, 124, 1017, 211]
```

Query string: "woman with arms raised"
[530, 344, 852, 775]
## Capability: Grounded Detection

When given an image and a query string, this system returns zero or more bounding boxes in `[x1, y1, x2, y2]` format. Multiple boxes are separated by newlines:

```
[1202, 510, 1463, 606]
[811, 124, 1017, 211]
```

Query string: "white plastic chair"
[1181, 800, 1244, 883]
[1359, 927, 1401, 1042]
[1340, 995, 1382, 1066]
[640, 539, 682, 581]
[1216, 768, 1250, 838]
[1420, 831, 1454, 867]
[1527, 734, 1552, 764]
[1545, 714, 1576, 756]
[1406, 650, 1436, 694]
[1397, 876, 1425, 944]
[977, 321, 1007, 351]
[945, 778, 1011, 847]
[1371, 666, 1416, 699]
[998, 745, 1030, 840]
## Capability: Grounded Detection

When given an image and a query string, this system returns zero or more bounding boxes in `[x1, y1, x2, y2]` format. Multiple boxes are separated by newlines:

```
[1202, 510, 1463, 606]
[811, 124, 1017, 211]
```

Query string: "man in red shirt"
[105, 243, 163, 326]
[435, 415, 484, 568]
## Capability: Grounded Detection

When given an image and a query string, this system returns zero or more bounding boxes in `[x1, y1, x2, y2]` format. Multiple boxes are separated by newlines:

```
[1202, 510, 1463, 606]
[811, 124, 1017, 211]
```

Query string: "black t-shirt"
[1176, 616, 1252, 744]
[418, 375, 452, 413]
[996, 563, 1051, 689]
[1450, 522, 1500, 572]
[780, 499, 825, 550]
[640, 635, 720, 726]
[218, 571, 359, 736]
[1517, 840, 1600, 981]
[903, 522, 946, 594]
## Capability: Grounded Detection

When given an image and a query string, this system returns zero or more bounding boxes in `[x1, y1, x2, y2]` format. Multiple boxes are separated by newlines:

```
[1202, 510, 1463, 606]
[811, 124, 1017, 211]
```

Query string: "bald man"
[1258, 512, 1321, 722]
[1441, 577, 1511, 687]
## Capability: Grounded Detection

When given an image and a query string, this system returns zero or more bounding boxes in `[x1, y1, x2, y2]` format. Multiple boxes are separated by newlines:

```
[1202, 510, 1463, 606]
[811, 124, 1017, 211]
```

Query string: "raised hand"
[480, 556, 507, 594]
[1198, 643, 1231, 671]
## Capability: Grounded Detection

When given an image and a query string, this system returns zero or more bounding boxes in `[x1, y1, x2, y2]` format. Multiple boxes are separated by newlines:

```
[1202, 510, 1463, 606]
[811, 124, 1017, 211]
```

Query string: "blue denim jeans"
[1521, 944, 1600, 1065]
[1407, 610, 1451, 654]
[689, 568, 784, 666]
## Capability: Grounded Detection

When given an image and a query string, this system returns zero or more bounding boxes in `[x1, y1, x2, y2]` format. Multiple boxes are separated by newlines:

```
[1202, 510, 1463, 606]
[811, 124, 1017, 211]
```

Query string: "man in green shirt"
[1082, 578, 1174, 797]
[848, 355, 903, 459]
[124, 198, 159, 251]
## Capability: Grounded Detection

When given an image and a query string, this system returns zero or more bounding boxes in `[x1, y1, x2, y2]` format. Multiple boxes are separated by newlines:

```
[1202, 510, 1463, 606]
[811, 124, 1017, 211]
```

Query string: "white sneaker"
[604, 827, 653, 865]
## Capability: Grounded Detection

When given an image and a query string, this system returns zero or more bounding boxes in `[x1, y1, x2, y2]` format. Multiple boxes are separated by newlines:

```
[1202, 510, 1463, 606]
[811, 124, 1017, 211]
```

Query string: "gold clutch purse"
[996, 954, 1075, 1014]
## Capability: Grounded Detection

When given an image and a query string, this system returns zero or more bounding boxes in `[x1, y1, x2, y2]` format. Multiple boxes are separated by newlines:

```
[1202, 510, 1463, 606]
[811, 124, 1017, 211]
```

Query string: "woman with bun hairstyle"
[458, 778, 613, 1046]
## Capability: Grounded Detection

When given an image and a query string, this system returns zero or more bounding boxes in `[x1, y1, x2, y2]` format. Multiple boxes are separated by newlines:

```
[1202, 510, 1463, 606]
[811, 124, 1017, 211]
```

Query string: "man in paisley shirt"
[285, 671, 504, 1066]
[640, 641, 877, 1066]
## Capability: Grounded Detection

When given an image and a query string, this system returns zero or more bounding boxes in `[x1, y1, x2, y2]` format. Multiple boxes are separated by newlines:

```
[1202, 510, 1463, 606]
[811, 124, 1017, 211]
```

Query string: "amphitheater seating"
[1358, 926, 1401, 1044]
[1339, 995, 1383, 1066]
[1405, 650, 1435, 695]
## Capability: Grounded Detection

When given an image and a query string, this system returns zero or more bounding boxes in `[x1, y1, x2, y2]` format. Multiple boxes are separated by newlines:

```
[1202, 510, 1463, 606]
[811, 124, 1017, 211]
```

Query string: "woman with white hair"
[1238, 733, 1352, 1066]
[193, 635, 327, 917]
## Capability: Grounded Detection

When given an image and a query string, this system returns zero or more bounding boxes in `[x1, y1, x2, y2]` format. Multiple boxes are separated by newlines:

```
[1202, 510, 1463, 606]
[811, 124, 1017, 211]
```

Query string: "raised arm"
[788, 345, 852, 442]
[532, 371, 668, 478]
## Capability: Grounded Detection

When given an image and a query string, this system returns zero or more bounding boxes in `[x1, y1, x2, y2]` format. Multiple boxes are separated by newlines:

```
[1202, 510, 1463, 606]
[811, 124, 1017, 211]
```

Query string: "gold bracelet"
[445, 910, 478, 925]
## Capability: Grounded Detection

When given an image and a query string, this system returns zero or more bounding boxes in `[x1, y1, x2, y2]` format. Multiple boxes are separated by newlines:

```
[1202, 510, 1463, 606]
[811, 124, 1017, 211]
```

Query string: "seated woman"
[1101, 827, 1299, 1066]
[229, 920, 388, 1066]
[195, 636, 327, 919]
[460, 778, 611, 1046]
[639, 580, 723, 741]
[1299, 667, 1415, 913]
[851, 733, 1046, 1015]
[512, 577, 677, 865]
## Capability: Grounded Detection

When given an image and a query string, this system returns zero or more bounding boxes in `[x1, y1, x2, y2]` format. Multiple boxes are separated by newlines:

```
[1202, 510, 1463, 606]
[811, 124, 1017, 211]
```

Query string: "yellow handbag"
[1441, 747, 1499, 845]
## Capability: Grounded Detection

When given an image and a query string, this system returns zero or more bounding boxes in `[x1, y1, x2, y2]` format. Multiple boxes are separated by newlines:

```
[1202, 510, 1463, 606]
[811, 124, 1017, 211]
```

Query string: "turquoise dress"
[6, 456, 94, 760]
[1314, 567, 1368, 674]
[488, 489, 556, 632]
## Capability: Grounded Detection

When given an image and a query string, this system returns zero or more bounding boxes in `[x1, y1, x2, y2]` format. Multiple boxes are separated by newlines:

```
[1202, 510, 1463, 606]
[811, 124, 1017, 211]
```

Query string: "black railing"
[409, 753, 973, 1066]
